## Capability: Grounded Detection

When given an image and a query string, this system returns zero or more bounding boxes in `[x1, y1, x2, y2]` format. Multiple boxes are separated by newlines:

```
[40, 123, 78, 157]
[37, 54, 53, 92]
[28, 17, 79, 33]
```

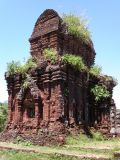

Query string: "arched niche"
[22, 89, 43, 122]
[23, 90, 35, 119]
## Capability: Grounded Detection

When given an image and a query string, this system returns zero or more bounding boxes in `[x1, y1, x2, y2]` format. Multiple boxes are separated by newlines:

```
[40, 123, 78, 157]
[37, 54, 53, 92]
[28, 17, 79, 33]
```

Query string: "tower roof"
[30, 9, 61, 41]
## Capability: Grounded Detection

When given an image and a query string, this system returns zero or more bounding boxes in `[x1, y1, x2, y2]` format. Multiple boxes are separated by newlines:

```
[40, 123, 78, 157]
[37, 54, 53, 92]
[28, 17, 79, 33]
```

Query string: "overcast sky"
[0, 0, 120, 108]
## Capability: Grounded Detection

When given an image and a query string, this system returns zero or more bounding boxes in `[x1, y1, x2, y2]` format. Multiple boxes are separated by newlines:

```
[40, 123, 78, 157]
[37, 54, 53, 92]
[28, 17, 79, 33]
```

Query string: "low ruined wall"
[110, 100, 116, 135]
[110, 102, 120, 136]
[115, 110, 120, 135]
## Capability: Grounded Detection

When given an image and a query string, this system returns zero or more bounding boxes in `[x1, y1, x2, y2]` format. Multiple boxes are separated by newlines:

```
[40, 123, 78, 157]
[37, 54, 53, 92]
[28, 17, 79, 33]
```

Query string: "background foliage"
[0, 102, 8, 132]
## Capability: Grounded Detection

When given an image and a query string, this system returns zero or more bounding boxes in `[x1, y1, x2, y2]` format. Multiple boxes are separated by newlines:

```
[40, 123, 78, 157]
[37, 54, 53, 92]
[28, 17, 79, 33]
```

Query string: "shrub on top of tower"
[6, 57, 38, 76]
[62, 14, 91, 43]
[89, 64, 118, 86]
[43, 48, 58, 64]
[89, 65, 102, 76]
[62, 54, 87, 71]
[43, 48, 87, 71]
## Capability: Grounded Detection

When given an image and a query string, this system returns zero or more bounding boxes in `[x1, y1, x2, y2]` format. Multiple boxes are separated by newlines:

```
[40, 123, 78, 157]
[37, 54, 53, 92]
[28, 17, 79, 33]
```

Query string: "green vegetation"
[62, 54, 86, 71]
[89, 65, 117, 103]
[0, 103, 8, 132]
[6, 57, 37, 76]
[63, 14, 91, 43]
[22, 74, 32, 89]
[89, 65, 118, 87]
[22, 80, 30, 89]
[6, 50, 116, 104]
[66, 132, 106, 145]
[20, 57, 37, 74]
[89, 65, 102, 76]
[90, 84, 110, 102]
[7, 60, 21, 75]
[0, 151, 90, 160]
[0, 132, 120, 159]
[65, 133, 120, 159]
[43, 48, 87, 71]
[43, 48, 58, 64]
[0, 151, 49, 160]
[15, 136, 33, 147]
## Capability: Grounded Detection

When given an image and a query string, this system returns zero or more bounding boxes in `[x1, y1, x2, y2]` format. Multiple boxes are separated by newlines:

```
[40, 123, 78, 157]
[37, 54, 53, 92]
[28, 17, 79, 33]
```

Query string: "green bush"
[90, 85, 110, 102]
[6, 57, 37, 76]
[62, 14, 91, 42]
[43, 48, 58, 64]
[20, 57, 37, 74]
[89, 65, 102, 76]
[66, 134, 90, 145]
[7, 61, 21, 75]
[92, 131, 105, 141]
[22, 74, 33, 89]
[15, 136, 33, 146]
[62, 54, 86, 71]
[0, 103, 8, 132]
[22, 80, 30, 89]
[43, 49, 86, 71]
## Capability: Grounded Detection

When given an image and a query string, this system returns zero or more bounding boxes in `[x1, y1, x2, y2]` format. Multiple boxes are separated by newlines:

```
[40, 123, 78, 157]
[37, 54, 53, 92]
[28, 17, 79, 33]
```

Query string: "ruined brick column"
[115, 110, 120, 135]
[110, 99, 116, 135]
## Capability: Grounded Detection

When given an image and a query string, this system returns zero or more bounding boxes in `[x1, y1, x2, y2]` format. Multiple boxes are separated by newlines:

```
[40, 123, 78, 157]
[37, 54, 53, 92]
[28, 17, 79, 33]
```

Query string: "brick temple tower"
[5, 10, 116, 140]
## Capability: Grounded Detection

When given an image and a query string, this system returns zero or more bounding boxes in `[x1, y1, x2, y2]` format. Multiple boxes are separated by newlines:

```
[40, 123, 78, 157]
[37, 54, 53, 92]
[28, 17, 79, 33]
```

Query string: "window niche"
[27, 102, 35, 118]
[23, 91, 35, 119]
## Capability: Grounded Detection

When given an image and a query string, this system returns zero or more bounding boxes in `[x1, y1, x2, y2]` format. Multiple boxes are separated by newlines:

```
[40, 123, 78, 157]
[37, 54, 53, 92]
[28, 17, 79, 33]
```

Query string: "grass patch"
[89, 65, 102, 76]
[43, 48, 58, 64]
[0, 133, 120, 159]
[14, 136, 33, 147]
[62, 14, 91, 43]
[0, 150, 49, 160]
[65, 132, 106, 146]
[6, 57, 37, 76]
[62, 54, 86, 71]
[65, 132, 120, 148]
[0, 151, 95, 160]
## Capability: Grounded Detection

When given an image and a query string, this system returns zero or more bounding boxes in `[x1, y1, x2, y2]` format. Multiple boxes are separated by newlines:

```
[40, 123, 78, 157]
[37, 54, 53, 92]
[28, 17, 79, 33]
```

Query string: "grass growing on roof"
[7, 60, 21, 75]
[62, 14, 91, 43]
[89, 65, 102, 76]
[6, 57, 37, 76]
[43, 48, 58, 64]
[62, 54, 86, 71]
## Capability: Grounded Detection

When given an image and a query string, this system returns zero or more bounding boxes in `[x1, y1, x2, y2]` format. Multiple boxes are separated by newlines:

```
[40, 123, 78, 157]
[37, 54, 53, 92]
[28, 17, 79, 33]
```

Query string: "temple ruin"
[4, 9, 119, 143]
